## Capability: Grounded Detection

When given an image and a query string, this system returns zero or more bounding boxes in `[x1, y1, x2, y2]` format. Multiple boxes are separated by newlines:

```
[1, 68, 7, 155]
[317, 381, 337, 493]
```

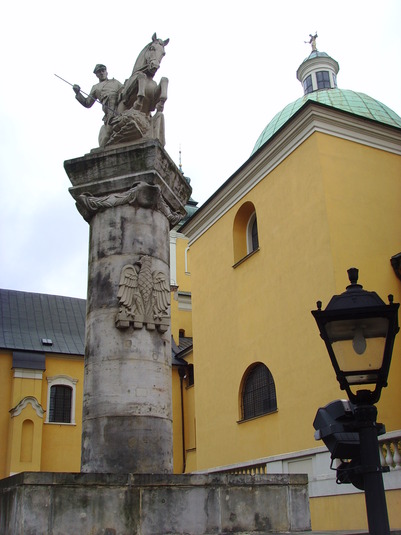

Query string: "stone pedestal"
[64, 141, 191, 474]
[0, 472, 311, 534]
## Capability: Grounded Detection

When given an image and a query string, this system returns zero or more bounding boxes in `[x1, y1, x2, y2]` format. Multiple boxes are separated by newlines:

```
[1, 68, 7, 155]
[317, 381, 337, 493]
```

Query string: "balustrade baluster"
[385, 441, 394, 468]
[392, 440, 401, 470]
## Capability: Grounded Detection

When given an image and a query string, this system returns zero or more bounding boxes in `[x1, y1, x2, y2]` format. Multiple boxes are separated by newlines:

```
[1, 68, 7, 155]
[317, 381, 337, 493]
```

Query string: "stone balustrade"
[196, 429, 401, 498]
[379, 430, 401, 470]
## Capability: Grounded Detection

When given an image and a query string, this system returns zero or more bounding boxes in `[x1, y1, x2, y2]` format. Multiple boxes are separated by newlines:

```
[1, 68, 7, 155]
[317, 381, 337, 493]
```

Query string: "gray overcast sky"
[1, 0, 400, 299]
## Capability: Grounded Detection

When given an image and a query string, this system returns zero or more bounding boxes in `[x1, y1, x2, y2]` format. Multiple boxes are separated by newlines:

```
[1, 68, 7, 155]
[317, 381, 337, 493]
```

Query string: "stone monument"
[66, 33, 189, 474]
[73, 33, 169, 149]
[0, 34, 311, 533]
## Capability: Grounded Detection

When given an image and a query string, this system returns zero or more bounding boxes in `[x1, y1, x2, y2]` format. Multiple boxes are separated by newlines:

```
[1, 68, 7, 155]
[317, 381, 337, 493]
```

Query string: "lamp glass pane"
[331, 336, 386, 385]
[325, 317, 389, 342]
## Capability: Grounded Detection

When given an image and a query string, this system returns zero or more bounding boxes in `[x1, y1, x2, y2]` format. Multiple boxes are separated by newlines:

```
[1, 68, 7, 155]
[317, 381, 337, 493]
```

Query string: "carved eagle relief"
[116, 255, 170, 332]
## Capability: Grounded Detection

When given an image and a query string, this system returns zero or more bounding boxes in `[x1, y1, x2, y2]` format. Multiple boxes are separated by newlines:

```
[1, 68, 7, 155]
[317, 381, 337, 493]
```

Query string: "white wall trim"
[13, 369, 44, 380]
[9, 396, 45, 418]
[45, 375, 78, 424]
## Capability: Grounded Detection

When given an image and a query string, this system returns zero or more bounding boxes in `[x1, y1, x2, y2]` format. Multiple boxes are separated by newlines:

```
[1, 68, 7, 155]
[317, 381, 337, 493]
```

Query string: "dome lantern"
[296, 34, 339, 95]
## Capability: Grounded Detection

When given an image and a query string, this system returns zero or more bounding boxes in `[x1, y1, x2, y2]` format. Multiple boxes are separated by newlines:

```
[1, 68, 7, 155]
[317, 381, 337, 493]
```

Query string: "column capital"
[64, 140, 192, 225]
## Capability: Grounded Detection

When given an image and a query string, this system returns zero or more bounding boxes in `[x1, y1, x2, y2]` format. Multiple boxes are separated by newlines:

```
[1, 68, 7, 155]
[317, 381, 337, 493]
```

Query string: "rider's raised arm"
[74, 85, 97, 108]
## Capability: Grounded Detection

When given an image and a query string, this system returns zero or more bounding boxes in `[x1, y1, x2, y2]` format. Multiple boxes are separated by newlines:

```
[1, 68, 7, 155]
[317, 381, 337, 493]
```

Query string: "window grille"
[49, 385, 72, 423]
[242, 364, 277, 420]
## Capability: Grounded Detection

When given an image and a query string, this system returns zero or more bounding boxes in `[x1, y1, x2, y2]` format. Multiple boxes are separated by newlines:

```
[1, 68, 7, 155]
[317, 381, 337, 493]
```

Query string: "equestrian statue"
[71, 33, 169, 149]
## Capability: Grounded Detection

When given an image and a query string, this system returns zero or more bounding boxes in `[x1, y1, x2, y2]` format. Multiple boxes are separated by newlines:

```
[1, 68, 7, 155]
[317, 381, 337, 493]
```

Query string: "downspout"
[178, 366, 186, 473]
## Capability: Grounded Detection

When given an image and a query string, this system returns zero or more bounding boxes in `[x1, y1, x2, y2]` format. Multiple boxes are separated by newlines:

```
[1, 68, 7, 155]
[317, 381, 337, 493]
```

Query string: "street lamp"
[312, 268, 399, 535]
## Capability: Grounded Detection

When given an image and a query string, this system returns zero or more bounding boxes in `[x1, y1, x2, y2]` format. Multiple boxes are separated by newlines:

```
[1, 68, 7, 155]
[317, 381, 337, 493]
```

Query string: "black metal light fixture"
[312, 268, 399, 535]
[312, 267, 399, 405]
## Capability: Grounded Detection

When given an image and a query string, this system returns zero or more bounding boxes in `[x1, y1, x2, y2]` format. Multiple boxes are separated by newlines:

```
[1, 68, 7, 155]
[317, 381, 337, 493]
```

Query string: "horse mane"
[131, 34, 169, 75]
[131, 42, 152, 75]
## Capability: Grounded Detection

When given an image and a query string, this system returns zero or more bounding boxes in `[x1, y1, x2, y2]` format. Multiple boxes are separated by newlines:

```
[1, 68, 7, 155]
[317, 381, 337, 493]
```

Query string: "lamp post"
[312, 268, 399, 535]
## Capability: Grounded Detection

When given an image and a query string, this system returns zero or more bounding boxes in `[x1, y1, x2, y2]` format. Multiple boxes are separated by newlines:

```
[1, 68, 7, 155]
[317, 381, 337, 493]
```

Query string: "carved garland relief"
[75, 181, 183, 225]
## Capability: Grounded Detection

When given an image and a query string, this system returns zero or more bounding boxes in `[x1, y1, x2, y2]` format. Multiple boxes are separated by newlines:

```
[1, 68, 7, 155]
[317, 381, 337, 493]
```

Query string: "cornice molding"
[183, 103, 401, 245]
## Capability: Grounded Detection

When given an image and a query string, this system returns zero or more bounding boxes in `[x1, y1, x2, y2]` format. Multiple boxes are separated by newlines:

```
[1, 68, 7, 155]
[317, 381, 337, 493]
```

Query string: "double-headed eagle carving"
[116, 255, 170, 332]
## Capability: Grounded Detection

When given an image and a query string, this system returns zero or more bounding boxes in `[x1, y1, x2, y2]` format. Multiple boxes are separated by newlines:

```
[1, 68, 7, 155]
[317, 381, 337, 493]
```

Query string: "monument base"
[0, 472, 310, 534]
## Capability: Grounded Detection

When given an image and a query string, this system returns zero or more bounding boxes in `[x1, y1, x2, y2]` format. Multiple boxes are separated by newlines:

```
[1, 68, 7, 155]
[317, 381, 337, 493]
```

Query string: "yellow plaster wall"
[318, 133, 401, 430]
[172, 360, 197, 473]
[40, 355, 83, 472]
[7, 403, 44, 475]
[0, 352, 13, 478]
[171, 233, 196, 472]
[10, 373, 43, 408]
[310, 489, 401, 531]
[188, 133, 401, 473]
[172, 366, 184, 473]
[182, 351, 197, 472]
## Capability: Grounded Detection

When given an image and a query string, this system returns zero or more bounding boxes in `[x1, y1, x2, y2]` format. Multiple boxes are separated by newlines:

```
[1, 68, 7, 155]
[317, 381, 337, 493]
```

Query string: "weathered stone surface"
[0, 472, 311, 534]
[64, 142, 191, 474]
[65, 140, 191, 222]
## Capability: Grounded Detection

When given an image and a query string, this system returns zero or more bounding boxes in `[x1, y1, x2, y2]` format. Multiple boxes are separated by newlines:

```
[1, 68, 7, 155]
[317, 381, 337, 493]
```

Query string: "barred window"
[242, 364, 277, 420]
[49, 385, 72, 423]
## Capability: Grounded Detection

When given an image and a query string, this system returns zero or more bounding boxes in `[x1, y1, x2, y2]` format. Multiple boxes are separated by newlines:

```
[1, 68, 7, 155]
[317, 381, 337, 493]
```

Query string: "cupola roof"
[251, 37, 401, 155]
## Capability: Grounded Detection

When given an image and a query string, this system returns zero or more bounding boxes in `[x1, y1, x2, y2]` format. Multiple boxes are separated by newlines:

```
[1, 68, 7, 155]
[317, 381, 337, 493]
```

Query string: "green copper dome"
[252, 88, 401, 154]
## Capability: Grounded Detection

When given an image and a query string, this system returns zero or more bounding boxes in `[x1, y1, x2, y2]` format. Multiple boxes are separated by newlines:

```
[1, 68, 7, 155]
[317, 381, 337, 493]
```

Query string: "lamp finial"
[347, 267, 359, 285]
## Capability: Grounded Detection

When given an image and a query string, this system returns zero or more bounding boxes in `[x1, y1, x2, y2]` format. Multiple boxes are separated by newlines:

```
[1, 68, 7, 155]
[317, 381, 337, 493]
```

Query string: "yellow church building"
[1, 44, 401, 532]
[180, 45, 401, 531]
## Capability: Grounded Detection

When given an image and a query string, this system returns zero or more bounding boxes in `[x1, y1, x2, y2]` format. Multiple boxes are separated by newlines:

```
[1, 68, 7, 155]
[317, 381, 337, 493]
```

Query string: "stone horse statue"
[106, 34, 169, 147]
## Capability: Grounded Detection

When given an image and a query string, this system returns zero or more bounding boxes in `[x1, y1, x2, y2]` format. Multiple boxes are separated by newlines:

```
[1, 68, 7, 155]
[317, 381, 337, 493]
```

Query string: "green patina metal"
[252, 88, 401, 155]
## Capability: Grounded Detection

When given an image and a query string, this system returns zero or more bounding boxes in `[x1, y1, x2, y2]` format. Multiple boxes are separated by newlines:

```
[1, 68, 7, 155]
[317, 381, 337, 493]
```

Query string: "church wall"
[189, 134, 338, 470]
[172, 366, 184, 472]
[310, 489, 401, 531]
[39, 355, 83, 473]
[182, 351, 197, 472]
[0, 352, 13, 479]
[317, 133, 401, 434]
[188, 131, 401, 473]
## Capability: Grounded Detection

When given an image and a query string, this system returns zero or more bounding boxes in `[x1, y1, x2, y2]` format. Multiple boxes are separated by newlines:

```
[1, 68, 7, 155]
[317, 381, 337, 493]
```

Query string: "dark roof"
[13, 350, 45, 370]
[171, 335, 193, 365]
[1, 289, 192, 365]
[0, 289, 86, 355]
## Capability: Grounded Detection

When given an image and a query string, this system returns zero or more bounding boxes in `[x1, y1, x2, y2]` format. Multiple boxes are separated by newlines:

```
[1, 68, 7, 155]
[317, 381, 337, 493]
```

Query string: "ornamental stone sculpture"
[73, 33, 169, 149]
[116, 255, 170, 332]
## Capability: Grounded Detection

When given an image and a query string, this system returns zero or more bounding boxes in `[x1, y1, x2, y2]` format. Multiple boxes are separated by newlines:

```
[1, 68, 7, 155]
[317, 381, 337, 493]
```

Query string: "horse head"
[132, 33, 169, 78]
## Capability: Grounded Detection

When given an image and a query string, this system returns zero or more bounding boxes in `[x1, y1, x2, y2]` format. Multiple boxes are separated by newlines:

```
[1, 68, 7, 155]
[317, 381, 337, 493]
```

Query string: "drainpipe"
[178, 366, 187, 473]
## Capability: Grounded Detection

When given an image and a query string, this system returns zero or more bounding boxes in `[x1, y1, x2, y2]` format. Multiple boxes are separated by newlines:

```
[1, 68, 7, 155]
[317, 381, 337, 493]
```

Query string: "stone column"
[64, 141, 191, 474]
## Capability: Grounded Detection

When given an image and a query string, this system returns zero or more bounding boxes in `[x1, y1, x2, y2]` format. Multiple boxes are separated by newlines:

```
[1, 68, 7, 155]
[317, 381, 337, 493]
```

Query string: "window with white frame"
[46, 375, 78, 424]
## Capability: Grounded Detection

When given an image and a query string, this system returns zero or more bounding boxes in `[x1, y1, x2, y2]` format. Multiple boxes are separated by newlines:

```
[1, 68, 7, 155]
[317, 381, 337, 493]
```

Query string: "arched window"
[247, 212, 259, 254]
[46, 375, 78, 424]
[233, 202, 259, 264]
[241, 363, 277, 420]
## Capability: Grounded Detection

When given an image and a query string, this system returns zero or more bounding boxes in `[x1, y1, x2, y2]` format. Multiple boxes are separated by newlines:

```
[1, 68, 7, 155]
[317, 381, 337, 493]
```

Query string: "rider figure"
[73, 64, 122, 146]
